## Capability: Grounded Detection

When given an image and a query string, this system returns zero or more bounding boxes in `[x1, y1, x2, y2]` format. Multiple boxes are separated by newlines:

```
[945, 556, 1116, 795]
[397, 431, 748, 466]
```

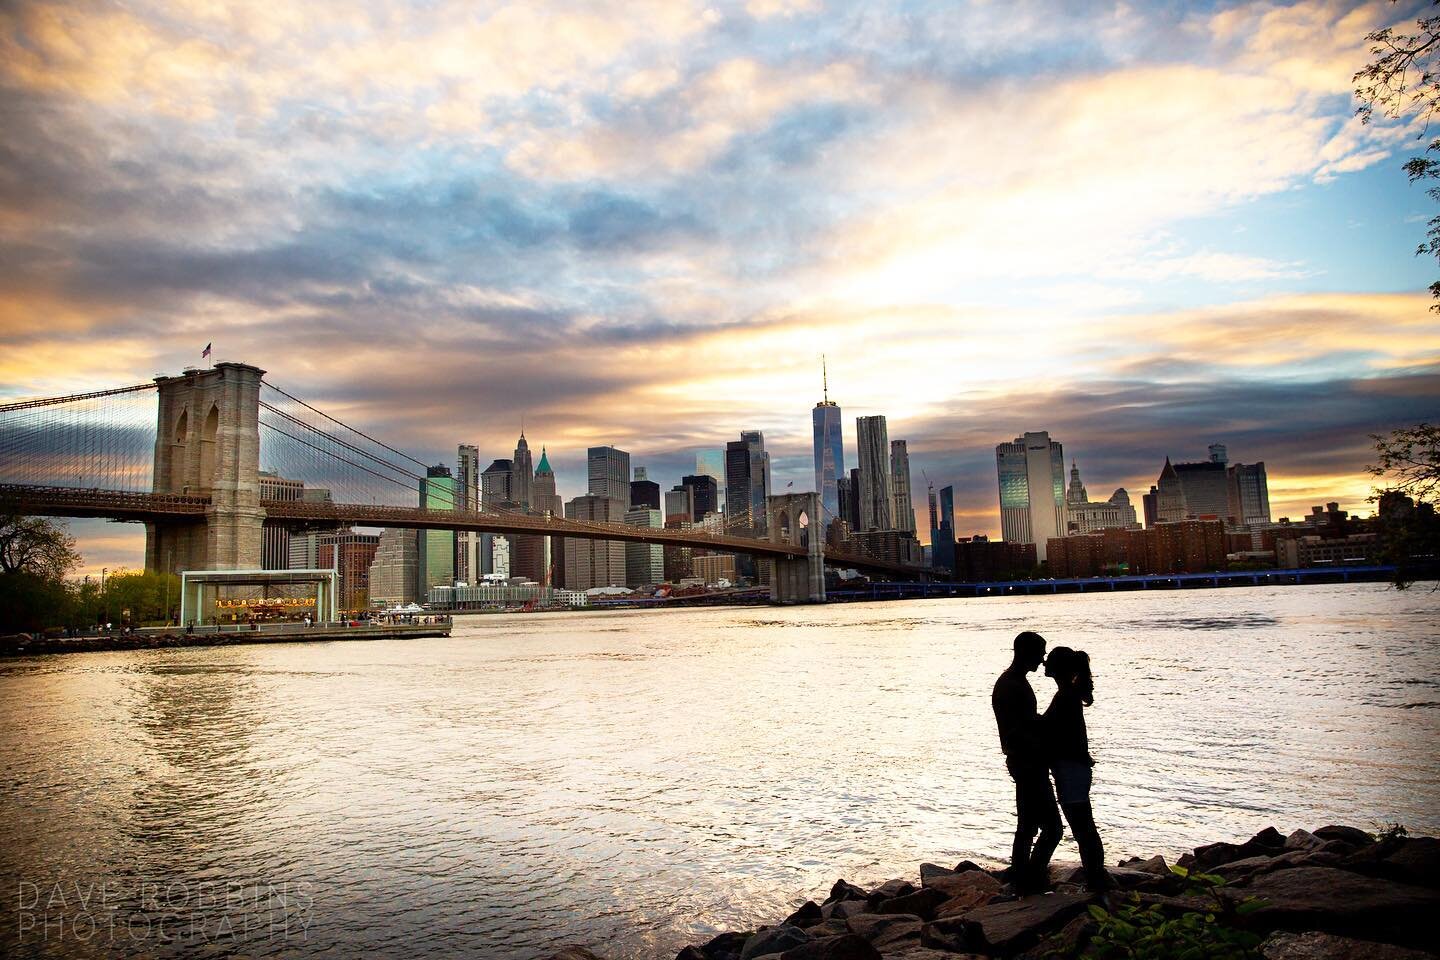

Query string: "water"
[2, 583, 1437, 959]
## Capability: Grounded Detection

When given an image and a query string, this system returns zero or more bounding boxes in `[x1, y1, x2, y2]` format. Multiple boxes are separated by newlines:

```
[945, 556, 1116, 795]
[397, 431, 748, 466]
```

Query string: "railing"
[0, 484, 209, 517]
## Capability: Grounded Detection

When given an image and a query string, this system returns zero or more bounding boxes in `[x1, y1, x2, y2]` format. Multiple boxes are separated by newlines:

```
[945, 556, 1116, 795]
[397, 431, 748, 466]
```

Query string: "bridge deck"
[0, 484, 924, 575]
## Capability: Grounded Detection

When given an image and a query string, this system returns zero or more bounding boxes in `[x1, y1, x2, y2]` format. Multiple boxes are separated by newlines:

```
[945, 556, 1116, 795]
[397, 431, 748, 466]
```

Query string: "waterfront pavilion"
[179, 569, 339, 625]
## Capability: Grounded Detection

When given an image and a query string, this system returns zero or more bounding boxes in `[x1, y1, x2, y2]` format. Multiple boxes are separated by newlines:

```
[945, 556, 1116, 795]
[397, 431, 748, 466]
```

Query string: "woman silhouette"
[1043, 646, 1111, 895]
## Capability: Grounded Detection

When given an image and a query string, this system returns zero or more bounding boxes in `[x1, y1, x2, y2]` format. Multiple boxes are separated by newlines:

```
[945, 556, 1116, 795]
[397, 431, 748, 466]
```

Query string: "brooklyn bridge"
[0, 362, 930, 602]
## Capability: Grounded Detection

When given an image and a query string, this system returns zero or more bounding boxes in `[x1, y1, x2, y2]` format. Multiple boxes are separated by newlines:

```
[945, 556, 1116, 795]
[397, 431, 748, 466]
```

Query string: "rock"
[697, 931, 750, 960]
[741, 926, 811, 960]
[882, 951, 982, 960]
[925, 870, 1002, 901]
[677, 949, 708, 960]
[1260, 930, 1439, 959]
[1285, 829, 1325, 852]
[874, 887, 948, 920]
[805, 920, 850, 939]
[1049, 861, 1084, 885]
[868, 879, 916, 905]
[1215, 850, 1337, 883]
[845, 913, 924, 950]
[777, 935, 881, 960]
[545, 949, 605, 960]
[825, 880, 870, 905]
[822, 900, 872, 921]
[1250, 827, 1287, 850]
[1020, 912, 1098, 960]
[1382, 836, 1440, 888]
[953, 860, 986, 874]
[920, 916, 979, 953]
[1129, 854, 1169, 874]
[919, 863, 955, 885]
[1312, 825, 1373, 847]
[1229, 865, 1440, 950]
[934, 892, 1089, 956]
[785, 901, 824, 929]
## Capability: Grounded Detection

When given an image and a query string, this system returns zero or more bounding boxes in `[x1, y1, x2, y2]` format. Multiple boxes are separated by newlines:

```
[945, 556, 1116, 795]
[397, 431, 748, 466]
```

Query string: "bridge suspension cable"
[0, 381, 157, 415]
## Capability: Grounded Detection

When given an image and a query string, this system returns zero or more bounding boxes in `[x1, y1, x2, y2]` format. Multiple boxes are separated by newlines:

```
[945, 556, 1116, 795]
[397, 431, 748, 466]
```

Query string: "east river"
[2, 583, 1437, 958]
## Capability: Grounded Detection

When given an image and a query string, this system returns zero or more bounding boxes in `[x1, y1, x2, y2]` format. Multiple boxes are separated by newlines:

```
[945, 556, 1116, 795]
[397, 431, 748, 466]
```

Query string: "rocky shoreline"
[547, 824, 1438, 959]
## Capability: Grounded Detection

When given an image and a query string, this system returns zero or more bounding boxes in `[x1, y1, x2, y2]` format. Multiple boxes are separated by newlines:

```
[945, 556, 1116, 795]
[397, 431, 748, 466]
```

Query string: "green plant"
[1080, 866, 1265, 959]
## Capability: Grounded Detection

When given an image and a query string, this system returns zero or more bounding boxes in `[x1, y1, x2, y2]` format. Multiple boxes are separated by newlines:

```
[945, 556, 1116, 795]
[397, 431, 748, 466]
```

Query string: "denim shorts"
[1052, 761, 1093, 805]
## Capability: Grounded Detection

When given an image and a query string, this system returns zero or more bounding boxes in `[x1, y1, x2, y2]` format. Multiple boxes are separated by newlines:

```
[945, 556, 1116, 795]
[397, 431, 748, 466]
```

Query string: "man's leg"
[1023, 771, 1062, 891]
[1007, 758, 1038, 885]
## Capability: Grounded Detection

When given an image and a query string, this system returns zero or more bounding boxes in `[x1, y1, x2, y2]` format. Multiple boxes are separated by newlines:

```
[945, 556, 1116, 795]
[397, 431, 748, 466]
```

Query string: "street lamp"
[100, 566, 107, 629]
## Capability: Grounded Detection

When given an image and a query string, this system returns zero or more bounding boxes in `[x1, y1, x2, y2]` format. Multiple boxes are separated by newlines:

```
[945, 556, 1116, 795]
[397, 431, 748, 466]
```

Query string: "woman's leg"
[1060, 801, 1109, 891]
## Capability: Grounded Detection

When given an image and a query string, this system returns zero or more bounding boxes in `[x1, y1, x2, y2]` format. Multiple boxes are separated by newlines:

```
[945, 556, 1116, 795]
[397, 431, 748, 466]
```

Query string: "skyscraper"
[724, 431, 770, 533]
[481, 458, 513, 508]
[532, 447, 564, 586]
[681, 473, 719, 522]
[624, 506, 664, 587]
[419, 464, 456, 591]
[935, 484, 957, 572]
[995, 431, 1065, 562]
[812, 361, 844, 525]
[565, 494, 627, 590]
[695, 449, 726, 513]
[630, 466, 661, 510]
[511, 432, 533, 509]
[855, 416, 892, 531]
[889, 438, 914, 533]
[588, 445, 630, 501]
[456, 444, 480, 583]
[1226, 461, 1271, 527]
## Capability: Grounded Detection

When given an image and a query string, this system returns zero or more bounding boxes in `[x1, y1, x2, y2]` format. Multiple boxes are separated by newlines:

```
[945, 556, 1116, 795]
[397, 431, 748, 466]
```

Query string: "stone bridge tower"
[145, 363, 266, 574]
[767, 491, 825, 603]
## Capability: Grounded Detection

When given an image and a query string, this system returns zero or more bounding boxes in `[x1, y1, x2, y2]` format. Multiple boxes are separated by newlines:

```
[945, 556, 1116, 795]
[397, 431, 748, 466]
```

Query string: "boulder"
[825, 880, 870, 905]
[919, 863, 955, 885]
[931, 892, 1089, 956]
[741, 926, 811, 960]
[806, 920, 851, 939]
[785, 901, 824, 929]
[925, 870, 1002, 900]
[1021, 912, 1098, 960]
[846, 913, 924, 950]
[1128, 854, 1170, 875]
[920, 916, 979, 953]
[1250, 827, 1287, 851]
[1285, 829, 1326, 853]
[868, 879, 916, 905]
[874, 887, 948, 920]
[1312, 825, 1373, 847]
[1382, 836, 1440, 888]
[677, 949, 708, 960]
[777, 935, 881, 960]
[697, 931, 750, 960]
[1260, 930, 1439, 959]
[1228, 865, 1440, 950]
[953, 860, 986, 874]
[1214, 849, 1342, 883]
[822, 901, 872, 921]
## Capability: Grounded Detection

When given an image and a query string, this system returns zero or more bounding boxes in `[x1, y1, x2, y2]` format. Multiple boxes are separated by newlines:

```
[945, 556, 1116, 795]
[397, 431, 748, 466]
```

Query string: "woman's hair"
[1049, 646, 1095, 706]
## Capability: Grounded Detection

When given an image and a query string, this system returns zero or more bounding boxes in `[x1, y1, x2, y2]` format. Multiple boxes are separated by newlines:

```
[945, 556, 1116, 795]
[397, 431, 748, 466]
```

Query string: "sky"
[2, 0, 1439, 573]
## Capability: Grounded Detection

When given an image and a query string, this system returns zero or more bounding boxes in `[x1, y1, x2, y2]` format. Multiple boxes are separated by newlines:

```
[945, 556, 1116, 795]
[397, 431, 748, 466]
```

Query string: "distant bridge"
[0, 363, 927, 600]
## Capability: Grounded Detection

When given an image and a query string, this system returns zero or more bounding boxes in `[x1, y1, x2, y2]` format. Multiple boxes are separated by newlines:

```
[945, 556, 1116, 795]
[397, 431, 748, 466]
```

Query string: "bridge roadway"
[0, 484, 923, 576]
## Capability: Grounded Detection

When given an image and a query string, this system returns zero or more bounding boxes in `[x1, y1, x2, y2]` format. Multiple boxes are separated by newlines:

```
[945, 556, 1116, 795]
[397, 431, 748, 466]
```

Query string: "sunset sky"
[2, 0, 1438, 572]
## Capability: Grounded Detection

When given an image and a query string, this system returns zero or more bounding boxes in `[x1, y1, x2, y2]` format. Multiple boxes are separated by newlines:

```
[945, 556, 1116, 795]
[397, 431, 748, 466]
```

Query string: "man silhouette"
[992, 630, 1062, 894]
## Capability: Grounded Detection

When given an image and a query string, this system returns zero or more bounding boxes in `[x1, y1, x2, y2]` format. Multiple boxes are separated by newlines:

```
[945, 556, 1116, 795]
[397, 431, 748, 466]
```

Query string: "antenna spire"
[822, 354, 828, 402]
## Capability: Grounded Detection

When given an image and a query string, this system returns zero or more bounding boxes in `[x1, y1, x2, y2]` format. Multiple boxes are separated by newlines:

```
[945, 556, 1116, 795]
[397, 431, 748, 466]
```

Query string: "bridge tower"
[145, 363, 266, 574]
[767, 491, 825, 603]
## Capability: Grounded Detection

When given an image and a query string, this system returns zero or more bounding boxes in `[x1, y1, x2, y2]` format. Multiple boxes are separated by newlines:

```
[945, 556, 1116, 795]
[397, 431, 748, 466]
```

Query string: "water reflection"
[0, 583, 1437, 959]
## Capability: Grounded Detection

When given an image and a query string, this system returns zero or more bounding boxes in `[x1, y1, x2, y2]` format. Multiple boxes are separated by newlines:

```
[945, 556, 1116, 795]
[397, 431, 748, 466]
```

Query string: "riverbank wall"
[546, 824, 1438, 959]
[0, 620, 451, 657]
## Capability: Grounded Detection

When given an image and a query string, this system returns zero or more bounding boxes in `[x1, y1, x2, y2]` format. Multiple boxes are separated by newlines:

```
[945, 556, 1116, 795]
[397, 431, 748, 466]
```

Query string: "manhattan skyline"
[0, 0, 1436, 572]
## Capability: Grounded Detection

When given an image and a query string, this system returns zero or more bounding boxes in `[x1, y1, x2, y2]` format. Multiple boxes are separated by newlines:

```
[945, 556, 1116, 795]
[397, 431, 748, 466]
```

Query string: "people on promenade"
[992, 630, 1062, 894]
[1043, 646, 1110, 896]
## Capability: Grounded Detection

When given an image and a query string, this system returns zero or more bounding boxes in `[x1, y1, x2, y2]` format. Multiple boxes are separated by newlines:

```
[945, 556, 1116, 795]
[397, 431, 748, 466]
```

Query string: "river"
[2, 583, 1437, 958]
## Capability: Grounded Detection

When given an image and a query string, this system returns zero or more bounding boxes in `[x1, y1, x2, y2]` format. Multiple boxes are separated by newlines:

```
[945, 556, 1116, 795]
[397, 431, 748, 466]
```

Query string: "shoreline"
[0, 621, 451, 658]
[553, 824, 1438, 959]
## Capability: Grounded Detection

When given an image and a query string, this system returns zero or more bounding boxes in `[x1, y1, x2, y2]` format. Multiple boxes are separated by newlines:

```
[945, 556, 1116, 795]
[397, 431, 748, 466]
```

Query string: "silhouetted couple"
[991, 630, 1109, 896]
